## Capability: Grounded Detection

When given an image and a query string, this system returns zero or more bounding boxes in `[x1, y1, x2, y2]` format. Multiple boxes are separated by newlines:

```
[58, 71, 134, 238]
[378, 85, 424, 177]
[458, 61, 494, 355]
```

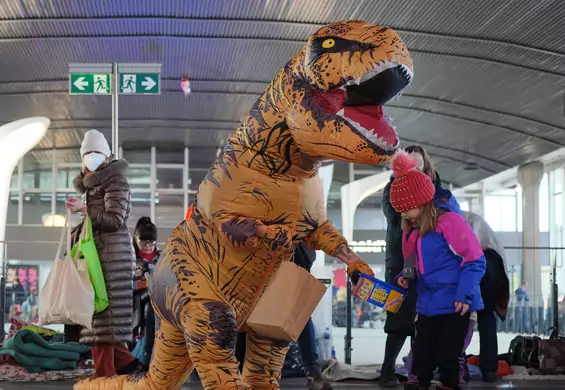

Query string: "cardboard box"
[246, 261, 327, 342]
[353, 273, 407, 313]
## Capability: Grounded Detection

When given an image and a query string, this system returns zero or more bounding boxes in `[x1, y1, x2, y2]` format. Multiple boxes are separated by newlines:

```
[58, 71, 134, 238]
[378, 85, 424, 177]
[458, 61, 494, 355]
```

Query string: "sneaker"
[378, 372, 400, 387]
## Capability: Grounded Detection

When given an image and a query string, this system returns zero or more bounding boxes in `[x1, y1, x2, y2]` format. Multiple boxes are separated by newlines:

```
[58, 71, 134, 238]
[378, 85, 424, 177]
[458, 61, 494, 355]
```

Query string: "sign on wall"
[350, 239, 386, 253]
[4, 265, 40, 323]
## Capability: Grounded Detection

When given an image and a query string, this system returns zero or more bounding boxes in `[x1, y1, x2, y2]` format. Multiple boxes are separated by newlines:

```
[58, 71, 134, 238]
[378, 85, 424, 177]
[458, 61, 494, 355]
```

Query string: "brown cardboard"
[246, 261, 327, 342]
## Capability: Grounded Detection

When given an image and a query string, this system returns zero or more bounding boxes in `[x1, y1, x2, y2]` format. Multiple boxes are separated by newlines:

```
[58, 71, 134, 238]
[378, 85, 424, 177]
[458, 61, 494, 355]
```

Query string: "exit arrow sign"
[119, 73, 160, 95]
[69, 73, 111, 95]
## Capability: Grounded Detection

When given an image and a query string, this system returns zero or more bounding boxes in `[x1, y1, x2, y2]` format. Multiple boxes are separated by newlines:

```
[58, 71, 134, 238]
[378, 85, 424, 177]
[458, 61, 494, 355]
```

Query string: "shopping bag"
[71, 216, 109, 313]
[246, 261, 327, 341]
[39, 217, 95, 329]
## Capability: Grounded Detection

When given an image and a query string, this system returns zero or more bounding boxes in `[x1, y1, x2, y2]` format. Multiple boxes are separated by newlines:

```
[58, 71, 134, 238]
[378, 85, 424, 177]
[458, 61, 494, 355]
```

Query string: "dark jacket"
[73, 159, 135, 345]
[294, 242, 316, 272]
[134, 249, 162, 300]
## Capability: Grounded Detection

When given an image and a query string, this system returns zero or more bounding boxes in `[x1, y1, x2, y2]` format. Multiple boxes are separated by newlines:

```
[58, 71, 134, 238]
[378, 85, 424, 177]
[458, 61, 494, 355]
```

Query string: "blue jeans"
[298, 318, 319, 367]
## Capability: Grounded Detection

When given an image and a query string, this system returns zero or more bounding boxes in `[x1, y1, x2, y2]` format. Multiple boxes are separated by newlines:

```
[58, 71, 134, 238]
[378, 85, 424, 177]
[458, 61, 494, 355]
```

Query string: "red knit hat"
[389, 150, 435, 213]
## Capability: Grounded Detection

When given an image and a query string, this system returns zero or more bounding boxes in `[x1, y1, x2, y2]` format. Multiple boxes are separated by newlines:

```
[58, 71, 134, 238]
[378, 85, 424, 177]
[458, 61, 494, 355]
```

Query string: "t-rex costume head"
[74, 21, 412, 390]
[285, 20, 413, 164]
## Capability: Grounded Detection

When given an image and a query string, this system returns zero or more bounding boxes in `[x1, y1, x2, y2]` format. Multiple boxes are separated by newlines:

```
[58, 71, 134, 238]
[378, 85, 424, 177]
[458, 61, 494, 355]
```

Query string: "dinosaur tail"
[74, 318, 193, 390]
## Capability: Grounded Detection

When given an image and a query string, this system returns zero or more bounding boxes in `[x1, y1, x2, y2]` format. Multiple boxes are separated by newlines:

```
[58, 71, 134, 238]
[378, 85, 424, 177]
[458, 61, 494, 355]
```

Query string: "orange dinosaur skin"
[75, 20, 412, 390]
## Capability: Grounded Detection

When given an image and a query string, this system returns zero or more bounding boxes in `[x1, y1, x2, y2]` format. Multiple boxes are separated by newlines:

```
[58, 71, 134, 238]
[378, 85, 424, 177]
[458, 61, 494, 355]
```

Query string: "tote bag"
[71, 216, 109, 313]
[38, 216, 95, 329]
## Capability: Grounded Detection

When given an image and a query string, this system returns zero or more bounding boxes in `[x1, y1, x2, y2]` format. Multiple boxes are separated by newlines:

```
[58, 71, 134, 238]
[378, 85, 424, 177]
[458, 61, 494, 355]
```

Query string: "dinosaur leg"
[184, 300, 244, 390]
[74, 316, 193, 390]
[242, 330, 291, 390]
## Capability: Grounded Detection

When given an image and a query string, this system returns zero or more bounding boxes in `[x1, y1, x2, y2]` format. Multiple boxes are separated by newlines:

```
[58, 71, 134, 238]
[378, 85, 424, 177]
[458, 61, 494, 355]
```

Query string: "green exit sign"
[69, 73, 111, 95]
[119, 73, 160, 95]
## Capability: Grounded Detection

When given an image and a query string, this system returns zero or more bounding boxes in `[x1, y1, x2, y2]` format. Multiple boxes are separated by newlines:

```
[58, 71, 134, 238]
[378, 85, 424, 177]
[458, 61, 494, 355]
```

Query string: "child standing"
[389, 150, 486, 390]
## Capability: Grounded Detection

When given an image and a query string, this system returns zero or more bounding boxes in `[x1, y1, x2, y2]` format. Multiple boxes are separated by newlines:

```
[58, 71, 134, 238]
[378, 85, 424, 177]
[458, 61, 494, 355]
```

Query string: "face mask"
[83, 153, 106, 172]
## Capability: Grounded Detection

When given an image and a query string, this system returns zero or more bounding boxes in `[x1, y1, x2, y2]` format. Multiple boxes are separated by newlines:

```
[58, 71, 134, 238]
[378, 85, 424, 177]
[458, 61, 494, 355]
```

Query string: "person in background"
[379, 144, 459, 387]
[235, 243, 333, 390]
[515, 280, 530, 303]
[390, 150, 486, 390]
[132, 216, 161, 367]
[462, 211, 510, 383]
[66, 129, 138, 378]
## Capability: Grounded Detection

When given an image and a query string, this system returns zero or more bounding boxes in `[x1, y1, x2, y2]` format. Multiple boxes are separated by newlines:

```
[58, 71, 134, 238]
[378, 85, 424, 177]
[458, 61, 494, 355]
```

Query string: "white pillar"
[0, 117, 50, 259]
[517, 161, 544, 304]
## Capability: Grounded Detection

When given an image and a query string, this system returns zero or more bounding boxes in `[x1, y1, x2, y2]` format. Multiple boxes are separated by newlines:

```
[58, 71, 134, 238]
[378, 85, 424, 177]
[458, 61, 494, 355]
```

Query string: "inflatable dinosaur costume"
[76, 20, 413, 390]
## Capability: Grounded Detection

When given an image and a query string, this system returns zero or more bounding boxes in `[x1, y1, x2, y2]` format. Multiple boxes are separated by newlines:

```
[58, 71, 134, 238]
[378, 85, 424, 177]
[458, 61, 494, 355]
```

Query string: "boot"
[304, 364, 333, 390]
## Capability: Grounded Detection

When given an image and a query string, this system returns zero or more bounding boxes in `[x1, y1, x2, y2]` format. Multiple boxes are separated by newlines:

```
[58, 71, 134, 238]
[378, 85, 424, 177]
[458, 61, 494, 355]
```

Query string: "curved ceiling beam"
[22, 90, 561, 147]
[0, 35, 562, 77]
[400, 138, 511, 168]
[387, 105, 565, 148]
[2, 77, 563, 133]
[1, 16, 562, 58]
[425, 152, 497, 174]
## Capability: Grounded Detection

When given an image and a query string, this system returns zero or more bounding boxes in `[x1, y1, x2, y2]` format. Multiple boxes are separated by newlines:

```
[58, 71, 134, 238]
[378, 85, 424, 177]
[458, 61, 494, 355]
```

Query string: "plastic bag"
[71, 216, 109, 313]
[39, 216, 95, 329]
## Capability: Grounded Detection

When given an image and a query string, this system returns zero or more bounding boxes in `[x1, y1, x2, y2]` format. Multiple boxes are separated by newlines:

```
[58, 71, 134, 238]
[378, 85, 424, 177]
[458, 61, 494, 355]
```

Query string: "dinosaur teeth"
[336, 109, 398, 152]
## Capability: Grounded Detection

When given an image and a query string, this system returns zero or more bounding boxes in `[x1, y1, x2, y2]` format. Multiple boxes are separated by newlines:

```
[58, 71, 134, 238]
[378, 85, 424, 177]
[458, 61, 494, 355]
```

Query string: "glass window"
[156, 168, 183, 189]
[459, 200, 469, 212]
[128, 168, 151, 189]
[22, 192, 53, 225]
[129, 194, 152, 228]
[484, 192, 517, 232]
[6, 193, 18, 224]
[155, 193, 189, 228]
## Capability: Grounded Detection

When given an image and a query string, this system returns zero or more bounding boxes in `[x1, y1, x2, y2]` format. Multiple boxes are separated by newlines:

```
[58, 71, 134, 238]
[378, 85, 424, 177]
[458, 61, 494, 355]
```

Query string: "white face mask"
[83, 153, 106, 172]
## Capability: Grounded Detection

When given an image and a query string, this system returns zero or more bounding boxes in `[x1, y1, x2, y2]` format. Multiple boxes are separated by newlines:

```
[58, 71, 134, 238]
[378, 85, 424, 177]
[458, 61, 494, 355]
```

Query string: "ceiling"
[1, 0, 565, 208]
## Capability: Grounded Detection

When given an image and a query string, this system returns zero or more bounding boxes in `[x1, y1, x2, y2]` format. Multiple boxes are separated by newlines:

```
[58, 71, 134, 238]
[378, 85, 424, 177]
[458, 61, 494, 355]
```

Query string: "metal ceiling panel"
[1, 0, 564, 52]
[0, 0, 564, 201]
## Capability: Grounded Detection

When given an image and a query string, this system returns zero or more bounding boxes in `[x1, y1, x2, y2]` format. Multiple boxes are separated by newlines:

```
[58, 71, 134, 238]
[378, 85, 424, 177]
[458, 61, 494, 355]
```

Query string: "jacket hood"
[73, 159, 129, 194]
[434, 188, 462, 215]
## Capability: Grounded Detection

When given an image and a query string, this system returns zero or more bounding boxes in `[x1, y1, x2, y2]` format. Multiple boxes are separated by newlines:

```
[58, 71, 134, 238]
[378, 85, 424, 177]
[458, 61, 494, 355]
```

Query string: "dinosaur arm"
[212, 211, 293, 252]
[304, 220, 348, 258]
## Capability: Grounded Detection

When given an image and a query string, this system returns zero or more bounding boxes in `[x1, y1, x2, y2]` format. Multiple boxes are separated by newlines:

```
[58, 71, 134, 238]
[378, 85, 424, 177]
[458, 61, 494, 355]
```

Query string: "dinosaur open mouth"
[338, 63, 413, 152]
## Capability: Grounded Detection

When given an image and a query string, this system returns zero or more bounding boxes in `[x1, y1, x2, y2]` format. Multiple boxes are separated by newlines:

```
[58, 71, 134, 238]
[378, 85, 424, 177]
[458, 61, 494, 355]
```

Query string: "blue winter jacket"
[402, 194, 486, 317]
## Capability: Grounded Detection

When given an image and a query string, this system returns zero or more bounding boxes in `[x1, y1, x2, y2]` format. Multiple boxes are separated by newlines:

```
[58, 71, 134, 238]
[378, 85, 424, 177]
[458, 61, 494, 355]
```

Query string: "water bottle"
[331, 346, 336, 360]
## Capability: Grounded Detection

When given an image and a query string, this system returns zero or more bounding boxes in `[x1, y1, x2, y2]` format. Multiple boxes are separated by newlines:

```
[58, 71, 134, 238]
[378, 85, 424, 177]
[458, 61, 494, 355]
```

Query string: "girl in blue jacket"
[389, 150, 486, 390]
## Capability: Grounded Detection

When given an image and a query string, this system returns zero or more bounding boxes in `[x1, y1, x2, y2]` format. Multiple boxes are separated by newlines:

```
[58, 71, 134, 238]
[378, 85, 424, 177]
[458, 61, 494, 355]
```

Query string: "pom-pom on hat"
[389, 150, 435, 213]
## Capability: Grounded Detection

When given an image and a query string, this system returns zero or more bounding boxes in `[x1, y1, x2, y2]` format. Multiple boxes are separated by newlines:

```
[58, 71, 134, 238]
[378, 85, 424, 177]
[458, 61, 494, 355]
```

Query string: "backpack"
[508, 335, 541, 368]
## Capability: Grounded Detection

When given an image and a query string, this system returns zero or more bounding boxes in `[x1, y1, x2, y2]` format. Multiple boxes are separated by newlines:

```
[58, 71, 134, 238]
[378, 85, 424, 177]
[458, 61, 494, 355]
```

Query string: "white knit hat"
[80, 129, 111, 158]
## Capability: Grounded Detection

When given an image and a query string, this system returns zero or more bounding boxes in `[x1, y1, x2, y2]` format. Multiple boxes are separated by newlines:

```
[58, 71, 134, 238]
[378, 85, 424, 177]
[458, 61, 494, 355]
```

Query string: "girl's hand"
[397, 277, 409, 289]
[455, 301, 470, 315]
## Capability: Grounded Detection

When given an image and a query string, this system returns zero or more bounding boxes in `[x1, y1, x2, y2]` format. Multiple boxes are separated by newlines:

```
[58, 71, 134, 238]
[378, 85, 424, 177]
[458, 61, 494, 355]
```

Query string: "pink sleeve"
[436, 212, 484, 265]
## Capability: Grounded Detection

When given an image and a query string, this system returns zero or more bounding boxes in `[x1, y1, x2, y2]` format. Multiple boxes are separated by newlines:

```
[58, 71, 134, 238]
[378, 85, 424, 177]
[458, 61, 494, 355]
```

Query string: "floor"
[2, 325, 565, 388]
[2, 379, 565, 389]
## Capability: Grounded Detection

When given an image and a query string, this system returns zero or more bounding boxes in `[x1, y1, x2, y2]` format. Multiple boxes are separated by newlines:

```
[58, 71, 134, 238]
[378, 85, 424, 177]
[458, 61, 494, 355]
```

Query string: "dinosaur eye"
[321, 39, 335, 49]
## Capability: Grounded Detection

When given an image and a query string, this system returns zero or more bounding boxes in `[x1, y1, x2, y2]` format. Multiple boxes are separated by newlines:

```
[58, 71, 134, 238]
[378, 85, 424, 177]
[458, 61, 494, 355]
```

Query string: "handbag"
[537, 332, 565, 374]
[38, 215, 95, 328]
[71, 216, 109, 313]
